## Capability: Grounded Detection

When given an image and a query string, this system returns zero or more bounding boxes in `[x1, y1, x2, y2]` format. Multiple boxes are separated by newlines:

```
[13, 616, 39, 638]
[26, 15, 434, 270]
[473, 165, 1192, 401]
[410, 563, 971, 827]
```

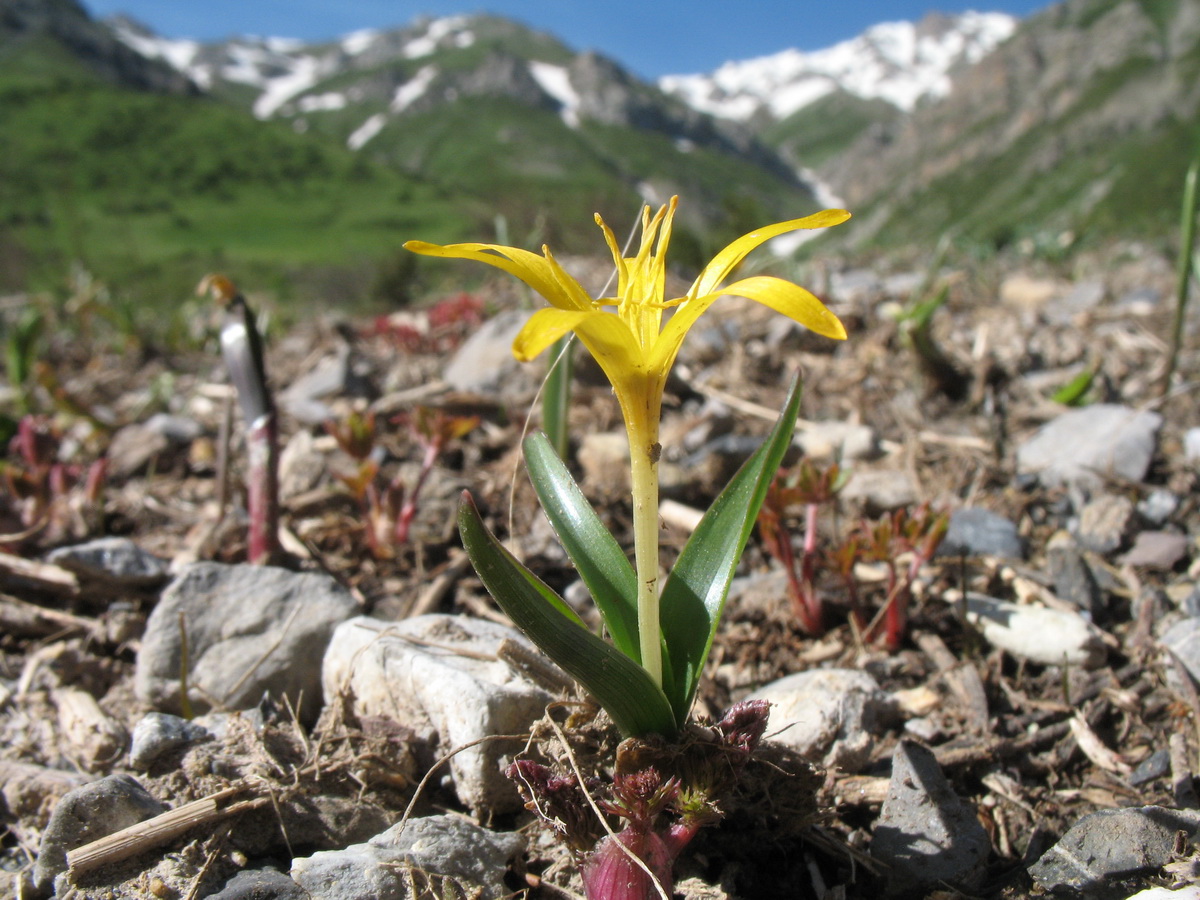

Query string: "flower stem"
[629, 426, 662, 688]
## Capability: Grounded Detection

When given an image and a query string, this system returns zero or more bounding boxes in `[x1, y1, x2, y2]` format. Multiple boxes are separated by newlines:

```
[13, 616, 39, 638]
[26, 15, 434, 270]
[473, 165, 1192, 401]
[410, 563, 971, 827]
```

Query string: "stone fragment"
[1186, 427, 1200, 464]
[1160, 618, 1200, 685]
[290, 814, 524, 900]
[128, 712, 213, 771]
[747, 669, 896, 773]
[1016, 405, 1162, 490]
[1046, 531, 1104, 616]
[871, 741, 990, 895]
[209, 867, 308, 899]
[34, 774, 166, 893]
[53, 687, 129, 772]
[47, 537, 170, 589]
[1076, 493, 1135, 553]
[1128, 749, 1170, 787]
[1138, 489, 1180, 525]
[1125, 888, 1200, 900]
[794, 421, 878, 461]
[1029, 806, 1200, 892]
[840, 469, 918, 513]
[956, 592, 1106, 668]
[1121, 531, 1190, 570]
[937, 507, 1024, 559]
[442, 310, 531, 398]
[322, 615, 552, 814]
[999, 273, 1066, 309]
[136, 562, 358, 724]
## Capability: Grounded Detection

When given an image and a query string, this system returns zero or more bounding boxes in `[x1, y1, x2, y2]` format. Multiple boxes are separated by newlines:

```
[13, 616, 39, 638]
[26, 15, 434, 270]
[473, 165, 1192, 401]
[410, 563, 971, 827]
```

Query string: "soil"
[1, 249, 1199, 899]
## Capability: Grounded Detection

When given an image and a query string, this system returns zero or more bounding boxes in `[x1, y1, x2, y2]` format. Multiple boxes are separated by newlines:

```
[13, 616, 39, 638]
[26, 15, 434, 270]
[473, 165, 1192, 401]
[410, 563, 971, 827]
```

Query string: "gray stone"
[128, 712, 213, 771]
[871, 741, 990, 895]
[105, 421, 171, 479]
[937, 507, 1024, 559]
[280, 346, 373, 425]
[747, 668, 896, 773]
[209, 867, 308, 900]
[1125, 888, 1200, 900]
[290, 814, 524, 900]
[1046, 532, 1104, 616]
[1128, 749, 1170, 787]
[322, 615, 552, 814]
[1161, 618, 1200, 685]
[1016, 405, 1162, 490]
[136, 562, 358, 724]
[840, 469, 918, 513]
[1029, 806, 1200, 892]
[956, 592, 1106, 668]
[143, 413, 203, 443]
[442, 310, 531, 397]
[1076, 494, 1135, 553]
[48, 537, 170, 588]
[34, 774, 166, 893]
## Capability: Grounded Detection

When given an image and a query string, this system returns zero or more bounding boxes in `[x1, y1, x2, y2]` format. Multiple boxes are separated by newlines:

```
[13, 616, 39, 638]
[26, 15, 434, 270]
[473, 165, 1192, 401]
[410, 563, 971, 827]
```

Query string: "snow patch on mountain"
[392, 65, 438, 113]
[403, 16, 475, 59]
[348, 113, 387, 150]
[528, 61, 581, 127]
[660, 11, 1016, 121]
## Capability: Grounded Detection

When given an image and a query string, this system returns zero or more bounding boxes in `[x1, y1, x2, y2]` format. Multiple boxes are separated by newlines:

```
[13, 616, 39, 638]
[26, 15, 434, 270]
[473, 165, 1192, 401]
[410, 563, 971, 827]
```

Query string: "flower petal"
[719, 275, 846, 340]
[512, 308, 595, 361]
[403, 240, 590, 311]
[688, 209, 851, 300]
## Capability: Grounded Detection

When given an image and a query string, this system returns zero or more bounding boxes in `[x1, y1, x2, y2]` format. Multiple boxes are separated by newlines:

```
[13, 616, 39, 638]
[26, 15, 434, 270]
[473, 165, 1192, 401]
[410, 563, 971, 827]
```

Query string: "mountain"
[107, 13, 818, 250]
[0, 0, 191, 92]
[659, 12, 1017, 124]
[813, 0, 1200, 250]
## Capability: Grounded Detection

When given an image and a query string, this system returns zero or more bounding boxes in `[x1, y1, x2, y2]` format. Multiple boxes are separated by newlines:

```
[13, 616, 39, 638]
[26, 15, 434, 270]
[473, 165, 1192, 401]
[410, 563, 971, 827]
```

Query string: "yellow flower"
[404, 197, 848, 446]
[407, 197, 848, 689]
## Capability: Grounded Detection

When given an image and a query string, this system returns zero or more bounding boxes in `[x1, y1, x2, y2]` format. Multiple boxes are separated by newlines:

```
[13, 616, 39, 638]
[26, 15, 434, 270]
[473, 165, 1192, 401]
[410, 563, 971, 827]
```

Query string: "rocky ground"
[1, 242, 1199, 900]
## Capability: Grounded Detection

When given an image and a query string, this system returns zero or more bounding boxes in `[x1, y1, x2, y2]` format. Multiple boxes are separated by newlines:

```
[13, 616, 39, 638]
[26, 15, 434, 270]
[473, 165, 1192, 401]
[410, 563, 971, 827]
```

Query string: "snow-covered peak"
[660, 11, 1016, 121]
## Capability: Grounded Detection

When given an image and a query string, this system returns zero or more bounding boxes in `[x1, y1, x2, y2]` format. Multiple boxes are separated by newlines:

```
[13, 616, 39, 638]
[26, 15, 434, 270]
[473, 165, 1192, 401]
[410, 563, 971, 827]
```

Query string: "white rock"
[953, 592, 1106, 668]
[322, 615, 553, 814]
[795, 421, 878, 461]
[1124, 888, 1200, 900]
[290, 814, 524, 900]
[747, 668, 896, 773]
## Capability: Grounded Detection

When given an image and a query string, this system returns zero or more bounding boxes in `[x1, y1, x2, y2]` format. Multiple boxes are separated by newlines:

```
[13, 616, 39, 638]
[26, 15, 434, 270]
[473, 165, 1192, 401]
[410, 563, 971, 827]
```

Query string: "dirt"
[1, 249, 1199, 899]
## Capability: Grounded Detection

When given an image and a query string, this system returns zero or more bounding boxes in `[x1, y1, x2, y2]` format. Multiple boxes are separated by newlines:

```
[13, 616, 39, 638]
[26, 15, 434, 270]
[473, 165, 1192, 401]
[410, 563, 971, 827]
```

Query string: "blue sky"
[80, 1, 1053, 80]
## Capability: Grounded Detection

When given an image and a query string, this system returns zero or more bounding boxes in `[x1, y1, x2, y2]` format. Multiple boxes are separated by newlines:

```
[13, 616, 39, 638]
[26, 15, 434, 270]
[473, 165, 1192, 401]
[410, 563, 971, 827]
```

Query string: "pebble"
[1016, 404, 1162, 490]
[128, 712, 214, 771]
[135, 562, 358, 724]
[34, 774, 167, 894]
[1127, 748, 1170, 786]
[870, 741, 989, 895]
[953, 592, 1106, 668]
[1186, 427, 1200, 464]
[47, 537, 170, 589]
[1124, 888, 1200, 900]
[1160, 618, 1200, 685]
[1121, 531, 1190, 570]
[208, 867, 308, 900]
[1046, 531, 1104, 616]
[936, 507, 1024, 559]
[577, 431, 630, 495]
[290, 814, 524, 900]
[839, 469, 918, 514]
[1029, 806, 1200, 892]
[442, 310, 532, 398]
[794, 421, 878, 461]
[747, 668, 897, 773]
[1137, 488, 1180, 525]
[279, 346, 368, 425]
[322, 615, 553, 814]
[1075, 493, 1135, 553]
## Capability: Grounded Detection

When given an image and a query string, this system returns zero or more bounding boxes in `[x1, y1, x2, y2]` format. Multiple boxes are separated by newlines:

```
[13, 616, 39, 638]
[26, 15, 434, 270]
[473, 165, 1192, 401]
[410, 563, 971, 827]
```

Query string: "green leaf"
[458, 492, 677, 737]
[1050, 367, 1095, 406]
[658, 374, 803, 721]
[523, 432, 641, 662]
